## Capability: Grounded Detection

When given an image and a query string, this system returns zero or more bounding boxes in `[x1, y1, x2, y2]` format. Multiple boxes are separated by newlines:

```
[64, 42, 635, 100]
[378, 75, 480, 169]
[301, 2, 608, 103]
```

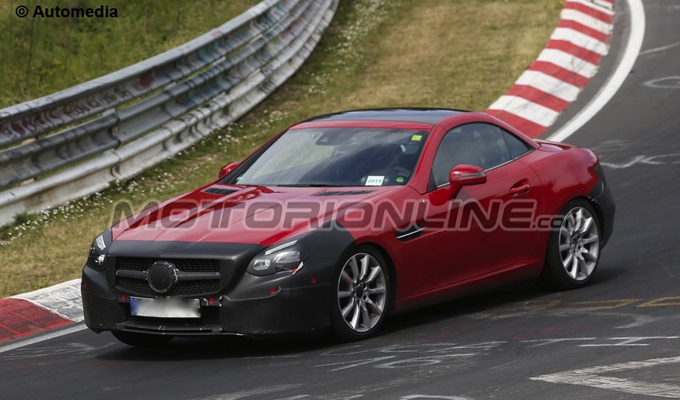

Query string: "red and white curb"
[0, 279, 83, 344]
[487, 0, 615, 138]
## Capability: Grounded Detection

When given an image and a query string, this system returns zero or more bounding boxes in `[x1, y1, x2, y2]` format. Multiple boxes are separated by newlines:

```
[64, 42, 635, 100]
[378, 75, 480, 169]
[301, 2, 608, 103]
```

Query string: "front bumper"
[82, 265, 330, 337]
[81, 239, 337, 337]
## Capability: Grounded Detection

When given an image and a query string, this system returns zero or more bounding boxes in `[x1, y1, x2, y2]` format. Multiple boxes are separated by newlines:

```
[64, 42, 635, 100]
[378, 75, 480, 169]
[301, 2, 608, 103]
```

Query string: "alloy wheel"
[558, 207, 600, 281]
[336, 253, 387, 333]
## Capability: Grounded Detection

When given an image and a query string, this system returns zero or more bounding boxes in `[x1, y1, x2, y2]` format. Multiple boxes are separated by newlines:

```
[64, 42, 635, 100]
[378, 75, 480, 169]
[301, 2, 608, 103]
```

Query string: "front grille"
[117, 257, 220, 272]
[117, 277, 154, 296]
[173, 280, 221, 296]
[116, 257, 221, 297]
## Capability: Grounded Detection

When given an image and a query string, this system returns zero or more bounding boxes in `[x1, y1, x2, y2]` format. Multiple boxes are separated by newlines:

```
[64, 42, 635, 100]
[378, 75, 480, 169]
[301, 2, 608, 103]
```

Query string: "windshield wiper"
[274, 183, 345, 187]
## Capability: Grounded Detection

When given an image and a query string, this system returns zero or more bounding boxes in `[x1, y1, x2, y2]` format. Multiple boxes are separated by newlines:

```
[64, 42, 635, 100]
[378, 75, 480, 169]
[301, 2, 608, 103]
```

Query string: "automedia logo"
[16, 5, 118, 18]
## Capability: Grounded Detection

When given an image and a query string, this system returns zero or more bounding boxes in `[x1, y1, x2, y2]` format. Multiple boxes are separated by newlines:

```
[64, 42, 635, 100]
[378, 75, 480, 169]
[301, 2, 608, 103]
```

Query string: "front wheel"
[112, 330, 173, 347]
[330, 246, 391, 341]
[540, 199, 601, 290]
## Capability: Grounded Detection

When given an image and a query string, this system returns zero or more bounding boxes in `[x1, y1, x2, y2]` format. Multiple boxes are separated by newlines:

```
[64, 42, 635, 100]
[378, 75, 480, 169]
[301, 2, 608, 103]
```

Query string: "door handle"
[509, 180, 531, 196]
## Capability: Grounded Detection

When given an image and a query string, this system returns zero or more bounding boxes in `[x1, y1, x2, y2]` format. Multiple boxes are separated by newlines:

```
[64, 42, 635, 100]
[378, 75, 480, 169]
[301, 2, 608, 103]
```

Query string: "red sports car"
[82, 109, 614, 346]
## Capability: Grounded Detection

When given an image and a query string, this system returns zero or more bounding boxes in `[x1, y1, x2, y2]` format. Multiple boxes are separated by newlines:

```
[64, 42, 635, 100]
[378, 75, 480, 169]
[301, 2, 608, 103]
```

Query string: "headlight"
[94, 234, 107, 252]
[247, 241, 304, 276]
[273, 250, 300, 265]
[88, 229, 112, 270]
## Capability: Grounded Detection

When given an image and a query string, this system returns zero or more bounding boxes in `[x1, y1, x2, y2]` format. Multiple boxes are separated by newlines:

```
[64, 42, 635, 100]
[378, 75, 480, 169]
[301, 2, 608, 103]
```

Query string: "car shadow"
[96, 268, 624, 361]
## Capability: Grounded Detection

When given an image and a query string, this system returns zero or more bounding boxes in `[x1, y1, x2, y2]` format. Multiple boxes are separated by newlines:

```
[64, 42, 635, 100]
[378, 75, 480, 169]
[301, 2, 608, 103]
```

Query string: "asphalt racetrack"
[2, 1, 679, 399]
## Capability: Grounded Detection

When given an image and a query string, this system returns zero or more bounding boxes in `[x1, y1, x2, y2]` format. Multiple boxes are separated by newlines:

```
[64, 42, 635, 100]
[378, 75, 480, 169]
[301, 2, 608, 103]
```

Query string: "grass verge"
[0, 0, 561, 297]
[0, 0, 260, 107]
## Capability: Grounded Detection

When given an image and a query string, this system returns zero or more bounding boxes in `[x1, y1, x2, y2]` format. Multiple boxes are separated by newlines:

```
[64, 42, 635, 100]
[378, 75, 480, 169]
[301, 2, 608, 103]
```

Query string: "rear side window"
[502, 130, 531, 159]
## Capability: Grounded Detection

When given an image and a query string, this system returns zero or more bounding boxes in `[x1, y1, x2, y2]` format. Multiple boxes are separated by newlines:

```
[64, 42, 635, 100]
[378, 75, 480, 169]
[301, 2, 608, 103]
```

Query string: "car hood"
[112, 184, 403, 246]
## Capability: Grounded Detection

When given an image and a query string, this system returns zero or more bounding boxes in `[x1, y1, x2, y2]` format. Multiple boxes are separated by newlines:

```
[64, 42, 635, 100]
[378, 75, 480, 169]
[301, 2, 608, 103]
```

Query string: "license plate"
[130, 297, 201, 318]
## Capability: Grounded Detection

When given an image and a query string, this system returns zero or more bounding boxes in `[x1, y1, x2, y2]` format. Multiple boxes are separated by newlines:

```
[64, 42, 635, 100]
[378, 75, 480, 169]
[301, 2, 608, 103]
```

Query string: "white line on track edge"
[547, 0, 645, 143]
[0, 324, 88, 354]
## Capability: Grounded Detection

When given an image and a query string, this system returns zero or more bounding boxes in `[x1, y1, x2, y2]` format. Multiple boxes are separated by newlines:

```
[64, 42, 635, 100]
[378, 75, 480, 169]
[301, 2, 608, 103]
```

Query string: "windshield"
[230, 127, 430, 187]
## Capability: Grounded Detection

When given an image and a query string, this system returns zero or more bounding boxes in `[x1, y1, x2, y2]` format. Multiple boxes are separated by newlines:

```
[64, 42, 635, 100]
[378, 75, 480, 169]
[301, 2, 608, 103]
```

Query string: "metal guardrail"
[0, 0, 338, 227]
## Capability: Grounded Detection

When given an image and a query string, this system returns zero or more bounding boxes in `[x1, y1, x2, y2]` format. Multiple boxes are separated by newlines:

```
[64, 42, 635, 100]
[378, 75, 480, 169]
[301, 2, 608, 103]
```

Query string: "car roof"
[303, 108, 468, 124]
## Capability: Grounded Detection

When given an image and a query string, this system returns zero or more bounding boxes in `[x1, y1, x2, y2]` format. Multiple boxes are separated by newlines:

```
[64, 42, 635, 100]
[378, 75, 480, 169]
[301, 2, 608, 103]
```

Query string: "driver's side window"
[431, 123, 512, 187]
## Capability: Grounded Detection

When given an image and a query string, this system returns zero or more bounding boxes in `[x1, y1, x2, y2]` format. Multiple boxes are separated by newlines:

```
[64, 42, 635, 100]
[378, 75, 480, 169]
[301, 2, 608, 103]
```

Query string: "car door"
[419, 123, 543, 287]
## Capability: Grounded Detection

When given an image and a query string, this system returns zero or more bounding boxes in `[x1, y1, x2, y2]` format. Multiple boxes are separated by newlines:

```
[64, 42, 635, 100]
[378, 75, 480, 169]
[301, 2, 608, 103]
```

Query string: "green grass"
[0, 0, 562, 297]
[0, 0, 260, 107]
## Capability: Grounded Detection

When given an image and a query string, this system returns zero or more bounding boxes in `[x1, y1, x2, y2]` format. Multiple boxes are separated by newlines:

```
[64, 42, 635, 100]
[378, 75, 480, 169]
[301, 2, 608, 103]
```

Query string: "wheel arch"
[556, 195, 604, 236]
[585, 196, 606, 239]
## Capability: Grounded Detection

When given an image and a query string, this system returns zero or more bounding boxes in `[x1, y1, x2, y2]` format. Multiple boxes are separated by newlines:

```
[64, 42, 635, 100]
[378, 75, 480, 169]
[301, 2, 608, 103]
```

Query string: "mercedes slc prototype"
[82, 109, 614, 346]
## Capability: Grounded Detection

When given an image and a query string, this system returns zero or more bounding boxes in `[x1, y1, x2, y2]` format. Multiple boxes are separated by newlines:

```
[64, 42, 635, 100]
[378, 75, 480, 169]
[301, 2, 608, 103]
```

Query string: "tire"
[330, 246, 392, 342]
[112, 330, 173, 347]
[540, 198, 601, 290]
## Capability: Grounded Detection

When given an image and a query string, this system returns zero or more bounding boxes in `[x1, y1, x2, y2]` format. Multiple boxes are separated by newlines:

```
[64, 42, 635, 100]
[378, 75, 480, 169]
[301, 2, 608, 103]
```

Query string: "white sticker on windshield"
[365, 176, 385, 186]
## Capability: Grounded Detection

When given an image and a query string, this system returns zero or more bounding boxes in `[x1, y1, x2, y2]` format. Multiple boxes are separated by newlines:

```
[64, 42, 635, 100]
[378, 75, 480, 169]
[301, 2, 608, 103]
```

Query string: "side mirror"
[218, 162, 240, 179]
[448, 164, 486, 197]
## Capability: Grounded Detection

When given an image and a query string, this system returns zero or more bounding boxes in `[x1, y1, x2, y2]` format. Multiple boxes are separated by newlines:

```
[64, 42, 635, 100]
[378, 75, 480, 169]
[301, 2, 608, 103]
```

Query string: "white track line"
[489, 96, 557, 127]
[593, 0, 614, 11]
[536, 48, 599, 77]
[0, 324, 88, 354]
[548, 0, 645, 142]
[515, 71, 582, 102]
[561, 9, 613, 34]
[639, 40, 680, 56]
[567, 0, 615, 15]
[551, 28, 611, 55]
[532, 356, 680, 398]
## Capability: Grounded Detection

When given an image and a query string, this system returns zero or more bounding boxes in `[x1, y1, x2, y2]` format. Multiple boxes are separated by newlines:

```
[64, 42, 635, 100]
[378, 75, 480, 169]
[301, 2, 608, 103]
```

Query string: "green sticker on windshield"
[411, 134, 422, 142]
[396, 177, 405, 183]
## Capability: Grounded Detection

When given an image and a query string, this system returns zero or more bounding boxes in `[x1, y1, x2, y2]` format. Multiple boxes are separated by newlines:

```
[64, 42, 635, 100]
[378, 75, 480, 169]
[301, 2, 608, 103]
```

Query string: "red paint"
[563, 1, 613, 24]
[545, 40, 603, 65]
[218, 162, 240, 179]
[108, 111, 602, 313]
[557, 19, 610, 43]
[0, 298, 72, 344]
[528, 61, 591, 88]
[503, 85, 572, 113]
[485, 110, 548, 138]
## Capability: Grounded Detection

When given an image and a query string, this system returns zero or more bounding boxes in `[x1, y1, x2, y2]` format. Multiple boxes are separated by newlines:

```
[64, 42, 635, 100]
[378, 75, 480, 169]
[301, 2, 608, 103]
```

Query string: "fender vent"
[313, 190, 376, 197]
[203, 187, 238, 196]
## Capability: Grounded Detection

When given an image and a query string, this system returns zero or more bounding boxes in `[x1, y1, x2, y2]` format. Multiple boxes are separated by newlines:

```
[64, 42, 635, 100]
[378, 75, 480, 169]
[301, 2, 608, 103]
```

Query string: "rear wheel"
[540, 199, 601, 290]
[112, 331, 173, 347]
[330, 246, 391, 341]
